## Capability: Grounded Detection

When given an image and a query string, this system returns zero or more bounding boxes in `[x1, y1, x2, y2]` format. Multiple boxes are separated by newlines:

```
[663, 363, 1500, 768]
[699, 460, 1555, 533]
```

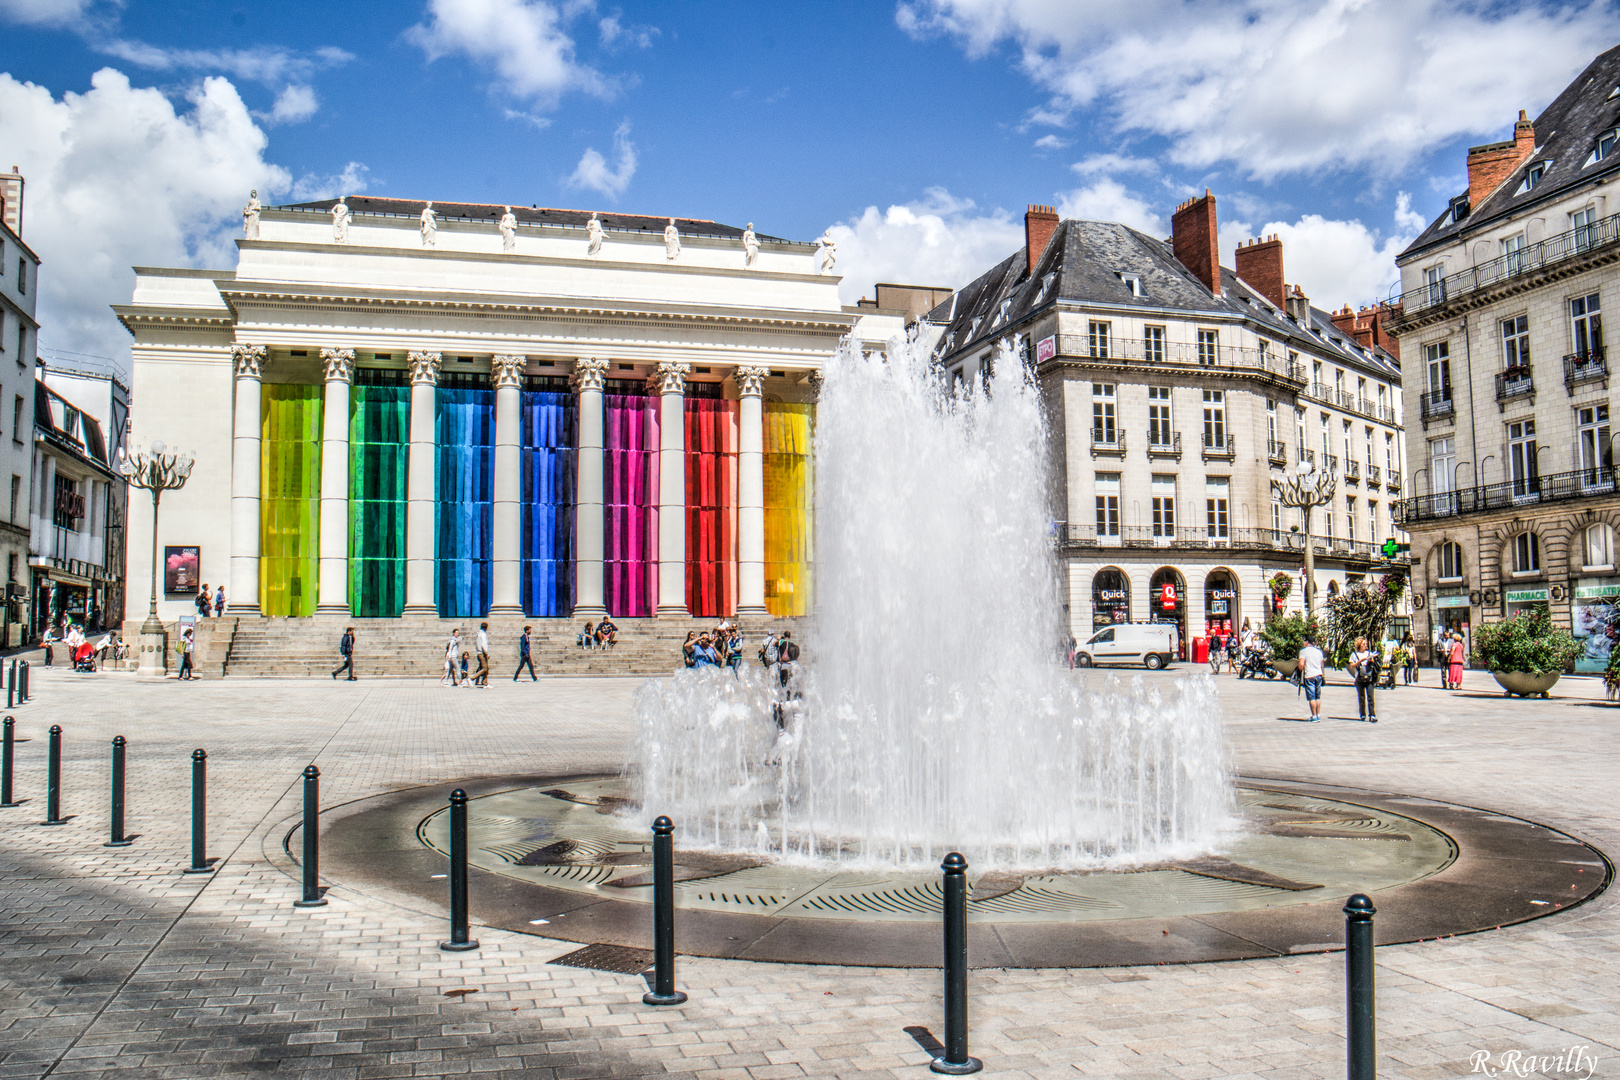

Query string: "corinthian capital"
[320, 347, 355, 383]
[491, 354, 527, 389]
[407, 351, 442, 385]
[231, 343, 266, 379]
[571, 357, 610, 393]
[652, 361, 690, 396]
[734, 365, 770, 397]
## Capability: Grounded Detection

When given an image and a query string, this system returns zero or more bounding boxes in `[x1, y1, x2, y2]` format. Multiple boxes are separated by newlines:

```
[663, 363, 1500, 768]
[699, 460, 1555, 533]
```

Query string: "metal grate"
[548, 943, 653, 975]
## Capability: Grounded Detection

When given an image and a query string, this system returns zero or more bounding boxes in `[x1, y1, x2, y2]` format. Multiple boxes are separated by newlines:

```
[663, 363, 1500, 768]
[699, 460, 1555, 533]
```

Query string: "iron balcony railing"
[1344, 459, 1360, 481]
[1146, 431, 1181, 457]
[1495, 368, 1534, 403]
[1421, 389, 1455, 421]
[1390, 210, 1620, 321]
[1367, 464, 1381, 485]
[1268, 439, 1288, 464]
[1387, 469, 1402, 492]
[1396, 465, 1620, 524]
[1323, 453, 1339, 474]
[1311, 382, 1330, 400]
[1063, 523, 1385, 559]
[1051, 334, 1307, 383]
[1564, 347, 1608, 393]
[1297, 447, 1315, 466]
[1091, 426, 1126, 454]
[1202, 432, 1235, 458]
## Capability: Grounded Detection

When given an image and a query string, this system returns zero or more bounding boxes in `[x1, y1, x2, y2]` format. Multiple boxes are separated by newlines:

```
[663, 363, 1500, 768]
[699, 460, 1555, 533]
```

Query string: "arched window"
[1437, 541, 1464, 581]
[1585, 523, 1614, 568]
[1091, 568, 1131, 629]
[1513, 532, 1542, 574]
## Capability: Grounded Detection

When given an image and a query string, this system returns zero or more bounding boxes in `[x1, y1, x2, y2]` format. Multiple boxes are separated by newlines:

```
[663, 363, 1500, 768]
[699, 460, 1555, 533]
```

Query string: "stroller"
[72, 641, 97, 672]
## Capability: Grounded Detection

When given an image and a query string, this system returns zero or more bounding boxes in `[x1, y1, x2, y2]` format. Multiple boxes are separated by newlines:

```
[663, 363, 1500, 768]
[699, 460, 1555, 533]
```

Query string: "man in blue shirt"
[332, 627, 355, 681]
[514, 625, 536, 682]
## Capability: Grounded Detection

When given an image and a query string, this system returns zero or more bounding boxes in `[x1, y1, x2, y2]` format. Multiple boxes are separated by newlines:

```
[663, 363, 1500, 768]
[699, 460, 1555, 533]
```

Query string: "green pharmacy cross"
[1380, 537, 1410, 560]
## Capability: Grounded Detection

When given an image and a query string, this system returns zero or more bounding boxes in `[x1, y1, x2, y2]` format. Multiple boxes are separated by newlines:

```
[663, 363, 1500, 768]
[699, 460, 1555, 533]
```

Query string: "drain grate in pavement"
[548, 943, 654, 975]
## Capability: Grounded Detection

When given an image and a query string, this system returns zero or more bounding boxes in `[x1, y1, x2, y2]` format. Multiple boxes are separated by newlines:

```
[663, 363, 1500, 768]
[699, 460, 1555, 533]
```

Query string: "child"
[459, 651, 471, 686]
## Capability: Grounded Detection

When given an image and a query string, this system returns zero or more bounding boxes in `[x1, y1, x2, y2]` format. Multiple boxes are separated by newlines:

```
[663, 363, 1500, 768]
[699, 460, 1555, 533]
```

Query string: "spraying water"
[632, 334, 1232, 869]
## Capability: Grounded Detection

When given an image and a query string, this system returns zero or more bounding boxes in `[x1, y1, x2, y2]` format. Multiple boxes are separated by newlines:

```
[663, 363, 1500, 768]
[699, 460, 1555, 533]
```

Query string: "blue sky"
[3, 0, 1619, 365]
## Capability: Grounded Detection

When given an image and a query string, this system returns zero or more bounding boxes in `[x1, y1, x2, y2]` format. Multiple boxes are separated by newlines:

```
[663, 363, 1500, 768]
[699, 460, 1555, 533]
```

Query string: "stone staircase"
[186, 615, 805, 679]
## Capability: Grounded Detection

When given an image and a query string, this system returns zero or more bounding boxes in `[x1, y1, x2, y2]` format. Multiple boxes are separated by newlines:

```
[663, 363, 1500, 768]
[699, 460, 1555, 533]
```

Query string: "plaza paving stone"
[0, 664, 1615, 1079]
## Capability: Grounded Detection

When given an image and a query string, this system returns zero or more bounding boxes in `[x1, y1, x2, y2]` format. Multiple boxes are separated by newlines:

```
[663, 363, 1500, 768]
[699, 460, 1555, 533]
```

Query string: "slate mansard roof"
[1401, 43, 1620, 260]
[277, 197, 799, 245]
[929, 218, 1400, 380]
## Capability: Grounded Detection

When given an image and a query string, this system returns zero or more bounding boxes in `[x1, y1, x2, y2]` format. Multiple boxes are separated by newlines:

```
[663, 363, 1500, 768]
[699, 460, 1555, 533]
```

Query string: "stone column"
[229, 343, 266, 617]
[654, 361, 691, 616]
[402, 351, 441, 615]
[735, 366, 770, 615]
[315, 348, 354, 615]
[489, 354, 526, 615]
[571, 358, 611, 618]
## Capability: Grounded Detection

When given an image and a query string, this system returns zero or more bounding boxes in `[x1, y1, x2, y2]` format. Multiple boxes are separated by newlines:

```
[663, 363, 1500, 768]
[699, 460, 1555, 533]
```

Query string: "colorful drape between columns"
[603, 390, 657, 617]
[685, 398, 738, 618]
[260, 384, 323, 617]
[348, 382, 409, 617]
[520, 388, 578, 617]
[763, 402, 814, 616]
[435, 385, 494, 617]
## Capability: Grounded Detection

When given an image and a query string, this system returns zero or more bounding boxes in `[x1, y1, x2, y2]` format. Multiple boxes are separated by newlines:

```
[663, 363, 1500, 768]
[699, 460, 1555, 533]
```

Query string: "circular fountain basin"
[313, 773, 1610, 968]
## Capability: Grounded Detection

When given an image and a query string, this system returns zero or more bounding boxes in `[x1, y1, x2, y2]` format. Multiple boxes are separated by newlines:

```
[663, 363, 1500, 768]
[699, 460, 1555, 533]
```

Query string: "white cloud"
[599, 12, 657, 49]
[1220, 201, 1418, 306]
[827, 188, 1025, 305]
[567, 120, 636, 198]
[96, 41, 354, 87]
[1032, 134, 1069, 150]
[899, 0, 1620, 178]
[0, 0, 92, 26]
[1393, 191, 1426, 234]
[290, 161, 370, 202]
[257, 83, 318, 125]
[408, 0, 610, 107]
[1054, 178, 1165, 235]
[1070, 152, 1157, 177]
[0, 68, 290, 360]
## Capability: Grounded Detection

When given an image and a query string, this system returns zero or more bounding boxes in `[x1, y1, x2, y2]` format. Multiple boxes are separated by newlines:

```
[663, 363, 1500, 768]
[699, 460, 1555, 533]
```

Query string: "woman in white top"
[1348, 636, 1378, 723]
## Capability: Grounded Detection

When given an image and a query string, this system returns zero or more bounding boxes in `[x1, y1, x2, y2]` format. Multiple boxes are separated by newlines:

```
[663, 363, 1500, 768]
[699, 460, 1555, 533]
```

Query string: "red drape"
[685, 399, 738, 616]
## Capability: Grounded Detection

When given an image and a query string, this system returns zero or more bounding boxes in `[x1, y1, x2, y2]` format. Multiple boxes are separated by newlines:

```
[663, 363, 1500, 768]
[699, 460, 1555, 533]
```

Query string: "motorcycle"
[1237, 645, 1279, 680]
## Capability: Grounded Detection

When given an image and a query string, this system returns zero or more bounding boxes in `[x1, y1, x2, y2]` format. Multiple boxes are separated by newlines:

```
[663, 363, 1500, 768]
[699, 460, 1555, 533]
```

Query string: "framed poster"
[165, 546, 200, 594]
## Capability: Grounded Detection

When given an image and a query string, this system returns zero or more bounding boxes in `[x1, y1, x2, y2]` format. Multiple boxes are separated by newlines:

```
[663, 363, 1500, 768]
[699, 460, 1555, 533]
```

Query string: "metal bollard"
[439, 789, 479, 950]
[183, 749, 212, 873]
[106, 737, 132, 847]
[18, 660, 28, 704]
[42, 725, 66, 826]
[293, 765, 326, 907]
[642, 815, 687, 1006]
[1, 716, 16, 807]
[1345, 894, 1376, 1080]
[6, 660, 13, 709]
[930, 852, 982, 1074]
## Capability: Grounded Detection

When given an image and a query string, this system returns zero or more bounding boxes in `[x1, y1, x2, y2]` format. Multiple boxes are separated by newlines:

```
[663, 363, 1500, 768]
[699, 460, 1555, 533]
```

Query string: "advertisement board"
[164, 546, 200, 594]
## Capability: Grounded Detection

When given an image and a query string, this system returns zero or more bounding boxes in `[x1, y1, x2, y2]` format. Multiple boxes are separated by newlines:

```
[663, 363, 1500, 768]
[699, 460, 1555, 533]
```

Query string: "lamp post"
[117, 441, 195, 676]
[1272, 461, 1337, 617]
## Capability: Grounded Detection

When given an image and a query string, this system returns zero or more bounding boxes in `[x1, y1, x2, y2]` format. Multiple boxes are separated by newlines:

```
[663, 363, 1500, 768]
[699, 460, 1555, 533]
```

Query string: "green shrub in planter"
[1258, 612, 1321, 663]
[1471, 608, 1582, 675]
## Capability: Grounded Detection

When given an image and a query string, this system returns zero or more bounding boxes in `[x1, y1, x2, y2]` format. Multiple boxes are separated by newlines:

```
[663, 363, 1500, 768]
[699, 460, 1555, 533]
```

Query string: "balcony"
[1376, 404, 1397, 423]
[1344, 459, 1360, 483]
[1061, 524, 1384, 561]
[1367, 464, 1381, 485]
[1267, 439, 1287, 465]
[1564, 348, 1608, 394]
[1495, 367, 1534, 408]
[1051, 335, 1307, 386]
[1420, 389, 1454, 423]
[1090, 426, 1126, 456]
[1389, 210, 1620, 328]
[1311, 382, 1330, 401]
[1201, 432, 1235, 460]
[1395, 465, 1620, 524]
[1146, 432, 1182, 459]
[1387, 468, 1402, 493]
[1323, 453, 1339, 474]
[1297, 447, 1316, 467]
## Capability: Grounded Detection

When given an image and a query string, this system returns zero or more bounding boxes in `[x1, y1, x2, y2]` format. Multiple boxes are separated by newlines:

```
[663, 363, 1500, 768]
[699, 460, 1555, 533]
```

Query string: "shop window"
[1585, 523, 1614, 569]
[1437, 541, 1463, 582]
[1512, 532, 1541, 574]
[1091, 567, 1130, 629]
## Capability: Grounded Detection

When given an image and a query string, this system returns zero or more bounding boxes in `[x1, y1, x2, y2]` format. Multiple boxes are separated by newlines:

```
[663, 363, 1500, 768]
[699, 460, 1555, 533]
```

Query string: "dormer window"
[1516, 160, 1551, 193]
[1448, 194, 1470, 223]
[1035, 272, 1057, 303]
[993, 299, 1012, 326]
[1117, 273, 1143, 297]
[1597, 128, 1618, 164]
[969, 316, 982, 339]
[1609, 83, 1619, 100]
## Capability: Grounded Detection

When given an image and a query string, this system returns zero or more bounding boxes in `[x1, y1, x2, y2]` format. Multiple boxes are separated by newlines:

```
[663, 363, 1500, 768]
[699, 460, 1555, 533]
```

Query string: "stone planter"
[1490, 670, 1562, 698]
[1271, 658, 1299, 677]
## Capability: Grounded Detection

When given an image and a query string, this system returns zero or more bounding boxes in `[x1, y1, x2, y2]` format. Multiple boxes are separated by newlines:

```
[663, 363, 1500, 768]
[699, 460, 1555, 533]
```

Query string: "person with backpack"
[332, 627, 356, 681]
[1349, 636, 1379, 723]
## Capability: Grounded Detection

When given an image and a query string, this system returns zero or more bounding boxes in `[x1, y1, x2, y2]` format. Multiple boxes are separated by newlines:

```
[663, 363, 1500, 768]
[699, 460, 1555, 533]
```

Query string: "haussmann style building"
[1390, 42, 1620, 671]
[928, 195, 1409, 657]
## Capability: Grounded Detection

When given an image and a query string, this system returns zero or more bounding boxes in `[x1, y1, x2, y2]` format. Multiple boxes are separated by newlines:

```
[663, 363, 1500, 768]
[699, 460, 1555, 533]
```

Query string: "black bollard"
[1, 716, 15, 807]
[6, 660, 13, 709]
[439, 789, 479, 950]
[18, 660, 28, 705]
[1345, 894, 1376, 1080]
[183, 749, 212, 873]
[41, 725, 66, 826]
[294, 765, 326, 908]
[642, 815, 687, 1006]
[106, 736, 131, 847]
[931, 852, 982, 1074]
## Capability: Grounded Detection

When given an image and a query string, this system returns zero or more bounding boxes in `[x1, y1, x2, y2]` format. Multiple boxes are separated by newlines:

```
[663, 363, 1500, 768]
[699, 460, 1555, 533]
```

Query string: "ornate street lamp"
[1272, 461, 1337, 617]
[117, 441, 195, 676]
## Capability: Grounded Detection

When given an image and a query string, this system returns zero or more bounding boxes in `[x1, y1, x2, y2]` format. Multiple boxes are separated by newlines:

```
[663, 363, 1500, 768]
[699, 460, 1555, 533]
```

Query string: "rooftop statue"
[817, 229, 837, 275]
[586, 213, 604, 256]
[664, 218, 681, 260]
[743, 222, 759, 269]
[332, 196, 350, 244]
[498, 206, 517, 253]
[420, 201, 437, 247]
[243, 189, 261, 240]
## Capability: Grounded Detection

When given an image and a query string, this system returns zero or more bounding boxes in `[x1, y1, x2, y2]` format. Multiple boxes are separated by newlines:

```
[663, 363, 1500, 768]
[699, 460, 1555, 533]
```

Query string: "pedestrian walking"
[442, 629, 462, 686]
[177, 626, 196, 680]
[214, 585, 226, 616]
[1401, 632, 1419, 684]
[333, 626, 356, 681]
[196, 584, 212, 620]
[1447, 631, 1467, 690]
[514, 625, 537, 681]
[1298, 634, 1325, 721]
[474, 622, 490, 687]
[1349, 636, 1378, 722]
[1208, 634, 1224, 674]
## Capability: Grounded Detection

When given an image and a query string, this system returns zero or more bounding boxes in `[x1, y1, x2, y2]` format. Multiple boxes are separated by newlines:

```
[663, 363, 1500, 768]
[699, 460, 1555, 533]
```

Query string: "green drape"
[261, 385, 323, 616]
[349, 385, 409, 617]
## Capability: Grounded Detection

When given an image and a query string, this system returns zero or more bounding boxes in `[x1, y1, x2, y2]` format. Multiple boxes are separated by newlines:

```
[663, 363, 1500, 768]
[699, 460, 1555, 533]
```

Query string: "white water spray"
[632, 334, 1231, 868]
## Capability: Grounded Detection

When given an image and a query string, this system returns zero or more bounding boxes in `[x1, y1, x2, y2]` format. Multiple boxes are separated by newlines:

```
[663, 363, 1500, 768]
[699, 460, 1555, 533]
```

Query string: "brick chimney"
[1025, 204, 1059, 275]
[1171, 189, 1220, 297]
[1465, 110, 1536, 207]
[1285, 284, 1311, 324]
[1326, 302, 1402, 361]
[0, 166, 22, 236]
[1234, 234, 1284, 309]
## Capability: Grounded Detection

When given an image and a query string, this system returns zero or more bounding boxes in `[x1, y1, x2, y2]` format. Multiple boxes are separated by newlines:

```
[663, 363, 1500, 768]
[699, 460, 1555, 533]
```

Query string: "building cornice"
[112, 304, 235, 337]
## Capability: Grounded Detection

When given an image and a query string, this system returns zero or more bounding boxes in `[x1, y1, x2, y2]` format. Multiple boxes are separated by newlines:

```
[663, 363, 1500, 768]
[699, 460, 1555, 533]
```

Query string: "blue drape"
[521, 390, 578, 616]
[435, 387, 494, 617]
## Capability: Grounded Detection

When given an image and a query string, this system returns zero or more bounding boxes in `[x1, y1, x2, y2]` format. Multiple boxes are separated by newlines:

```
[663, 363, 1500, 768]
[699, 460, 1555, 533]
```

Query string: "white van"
[1074, 624, 1176, 669]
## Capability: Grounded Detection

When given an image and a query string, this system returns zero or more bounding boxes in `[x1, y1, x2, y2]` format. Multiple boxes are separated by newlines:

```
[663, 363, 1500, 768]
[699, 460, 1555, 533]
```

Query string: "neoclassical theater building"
[118, 197, 897, 646]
